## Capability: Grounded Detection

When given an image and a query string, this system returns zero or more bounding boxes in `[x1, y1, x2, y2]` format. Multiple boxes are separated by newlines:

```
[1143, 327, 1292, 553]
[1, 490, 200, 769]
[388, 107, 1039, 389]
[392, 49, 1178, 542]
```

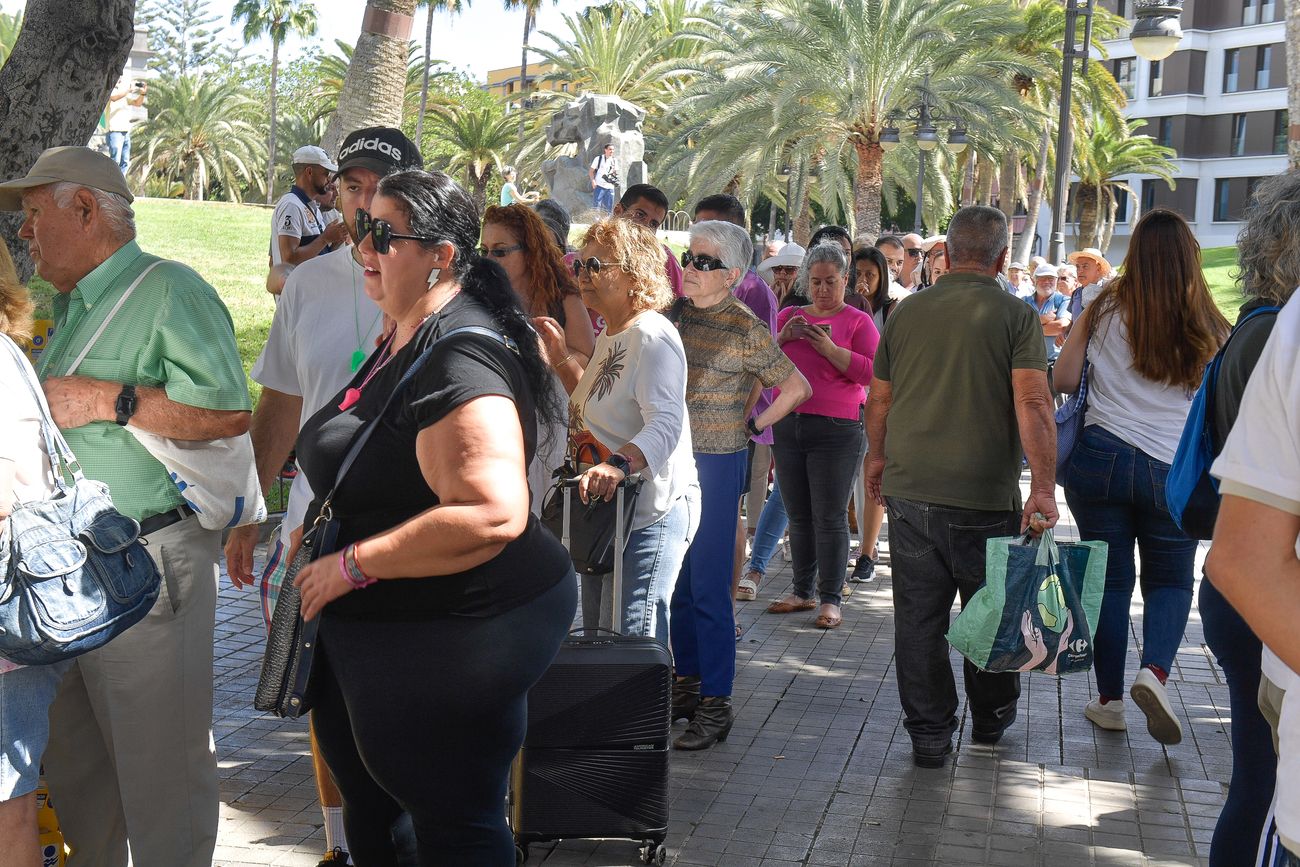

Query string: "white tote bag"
[64, 262, 266, 531]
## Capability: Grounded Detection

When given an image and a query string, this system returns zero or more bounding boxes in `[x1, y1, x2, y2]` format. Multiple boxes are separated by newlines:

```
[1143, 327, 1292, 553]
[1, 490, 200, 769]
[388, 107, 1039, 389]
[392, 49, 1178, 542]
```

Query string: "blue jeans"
[581, 484, 700, 643]
[0, 660, 70, 800]
[1063, 425, 1197, 699]
[1199, 577, 1276, 866]
[592, 186, 614, 213]
[772, 413, 864, 606]
[106, 130, 130, 171]
[670, 450, 748, 697]
[746, 476, 788, 575]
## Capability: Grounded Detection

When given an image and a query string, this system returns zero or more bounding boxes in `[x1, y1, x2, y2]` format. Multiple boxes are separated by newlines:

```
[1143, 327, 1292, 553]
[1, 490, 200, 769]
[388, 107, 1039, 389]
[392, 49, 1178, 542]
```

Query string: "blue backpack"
[1165, 306, 1280, 539]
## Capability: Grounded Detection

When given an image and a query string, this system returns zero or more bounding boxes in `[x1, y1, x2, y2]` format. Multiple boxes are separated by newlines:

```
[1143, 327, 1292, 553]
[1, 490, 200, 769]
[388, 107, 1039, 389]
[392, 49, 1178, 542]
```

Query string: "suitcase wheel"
[639, 843, 666, 865]
[515, 843, 528, 865]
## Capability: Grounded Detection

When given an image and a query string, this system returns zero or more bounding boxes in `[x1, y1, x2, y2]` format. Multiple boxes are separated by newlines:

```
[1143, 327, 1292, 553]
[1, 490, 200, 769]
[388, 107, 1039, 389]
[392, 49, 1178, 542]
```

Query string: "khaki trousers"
[43, 515, 220, 867]
[1259, 673, 1299, 858]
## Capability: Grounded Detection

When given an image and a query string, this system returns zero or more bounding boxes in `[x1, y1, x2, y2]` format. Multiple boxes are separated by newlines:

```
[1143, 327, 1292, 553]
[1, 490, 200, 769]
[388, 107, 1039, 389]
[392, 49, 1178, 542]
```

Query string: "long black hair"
[377, 169, 565, 431]
[852, 246, 891, 315]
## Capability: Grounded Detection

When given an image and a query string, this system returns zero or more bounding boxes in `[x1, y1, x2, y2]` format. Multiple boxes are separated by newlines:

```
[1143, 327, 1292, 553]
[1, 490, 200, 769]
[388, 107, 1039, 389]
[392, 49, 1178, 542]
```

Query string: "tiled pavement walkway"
[213, 492, 1229, 866]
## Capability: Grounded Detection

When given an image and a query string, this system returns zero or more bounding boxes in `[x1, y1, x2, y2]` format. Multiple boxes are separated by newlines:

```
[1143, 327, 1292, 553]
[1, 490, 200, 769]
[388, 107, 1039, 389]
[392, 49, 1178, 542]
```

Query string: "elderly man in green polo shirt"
[0, 146, 251, 867]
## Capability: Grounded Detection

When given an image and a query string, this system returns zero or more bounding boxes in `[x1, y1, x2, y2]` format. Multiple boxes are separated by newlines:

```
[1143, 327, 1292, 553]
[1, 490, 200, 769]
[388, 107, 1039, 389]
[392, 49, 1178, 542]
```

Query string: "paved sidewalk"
[213, 496, 1229, 866]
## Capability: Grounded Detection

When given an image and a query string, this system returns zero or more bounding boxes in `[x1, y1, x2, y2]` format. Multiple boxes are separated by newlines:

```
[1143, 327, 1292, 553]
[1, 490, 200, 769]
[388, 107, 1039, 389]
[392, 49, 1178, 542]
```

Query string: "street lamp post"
[880, 75, 968, 236]
[1048, 0, 1183, 264]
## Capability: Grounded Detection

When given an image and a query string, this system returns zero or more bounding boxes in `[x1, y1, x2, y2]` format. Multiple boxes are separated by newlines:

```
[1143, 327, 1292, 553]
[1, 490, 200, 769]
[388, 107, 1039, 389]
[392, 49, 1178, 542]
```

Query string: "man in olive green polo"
[0, 146, 251, 867]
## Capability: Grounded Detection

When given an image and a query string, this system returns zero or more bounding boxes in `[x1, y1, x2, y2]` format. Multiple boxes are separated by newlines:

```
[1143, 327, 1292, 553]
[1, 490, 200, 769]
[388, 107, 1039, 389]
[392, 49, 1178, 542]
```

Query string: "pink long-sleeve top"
[776, 303, 879, 420]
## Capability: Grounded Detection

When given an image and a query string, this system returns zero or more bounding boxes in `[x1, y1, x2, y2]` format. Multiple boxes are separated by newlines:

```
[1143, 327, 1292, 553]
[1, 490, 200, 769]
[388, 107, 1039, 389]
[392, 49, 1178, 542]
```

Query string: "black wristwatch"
[604, 453, 632, 476]
[115, 384, 138, 426]
[747, 417, 763, 437]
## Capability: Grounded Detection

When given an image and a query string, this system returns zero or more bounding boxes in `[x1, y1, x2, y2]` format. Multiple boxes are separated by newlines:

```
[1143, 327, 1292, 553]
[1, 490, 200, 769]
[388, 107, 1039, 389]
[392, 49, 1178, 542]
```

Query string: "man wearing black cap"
[224, 126, 423, 867]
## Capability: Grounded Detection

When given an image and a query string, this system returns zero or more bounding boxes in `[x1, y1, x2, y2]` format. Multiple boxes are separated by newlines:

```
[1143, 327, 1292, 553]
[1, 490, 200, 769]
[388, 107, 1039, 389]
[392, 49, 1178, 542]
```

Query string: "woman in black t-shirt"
[290, 170, 576, 865]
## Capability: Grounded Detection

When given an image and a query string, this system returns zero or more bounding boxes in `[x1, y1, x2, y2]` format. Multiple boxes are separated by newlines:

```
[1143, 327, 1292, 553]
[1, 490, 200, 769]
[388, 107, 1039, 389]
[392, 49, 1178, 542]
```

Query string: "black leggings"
[309, 575, 577, 866]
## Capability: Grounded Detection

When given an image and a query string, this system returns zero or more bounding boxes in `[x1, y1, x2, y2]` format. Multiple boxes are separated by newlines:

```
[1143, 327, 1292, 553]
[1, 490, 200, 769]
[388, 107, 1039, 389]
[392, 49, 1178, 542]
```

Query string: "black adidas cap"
[335, 127, 424, 177]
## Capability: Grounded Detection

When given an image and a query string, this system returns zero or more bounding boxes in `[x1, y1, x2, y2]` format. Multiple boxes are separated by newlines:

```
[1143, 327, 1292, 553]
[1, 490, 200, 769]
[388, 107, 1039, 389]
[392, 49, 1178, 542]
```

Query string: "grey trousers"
[43, 514, 220, 867]
[885, 496, 1022, 749]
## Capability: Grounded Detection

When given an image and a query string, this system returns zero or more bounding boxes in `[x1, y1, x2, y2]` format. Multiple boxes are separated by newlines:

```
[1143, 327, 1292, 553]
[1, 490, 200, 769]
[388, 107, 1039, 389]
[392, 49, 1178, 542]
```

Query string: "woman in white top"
[0, 251, 70, 863]
[541, 217, 700, 644]
[1054, 208, 1228, 747]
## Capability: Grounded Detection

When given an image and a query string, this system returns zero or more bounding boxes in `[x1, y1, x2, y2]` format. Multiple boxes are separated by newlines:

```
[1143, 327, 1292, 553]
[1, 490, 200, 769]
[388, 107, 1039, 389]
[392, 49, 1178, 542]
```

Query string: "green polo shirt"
[37, 240, 251, 521]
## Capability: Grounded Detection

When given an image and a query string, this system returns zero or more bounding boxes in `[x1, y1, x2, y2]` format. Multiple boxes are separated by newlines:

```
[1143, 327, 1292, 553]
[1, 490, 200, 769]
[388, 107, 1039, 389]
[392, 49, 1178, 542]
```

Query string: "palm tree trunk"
[998, 152, 1018, 266]
[1092, 182, 1106, 248]
[852, 139, 884, 241]
[321, 1, 418, 156]
[516, 5, 535, 145]
[765, 199, 777, 243]
[1076, 186, 1099, 248]
[472, 169, 490, 216]
[266, 37, 280, 204]
[960, 151, 976, 206]
[1101, 189, 1118, 253]
[1013, 125, 1052, 265]
[975, 157, 993, 206]
[416, 2, 434, 145]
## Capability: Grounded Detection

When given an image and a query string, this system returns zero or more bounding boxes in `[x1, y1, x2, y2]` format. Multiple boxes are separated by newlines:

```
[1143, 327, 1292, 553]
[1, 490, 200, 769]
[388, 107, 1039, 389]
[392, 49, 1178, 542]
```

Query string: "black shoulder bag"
[254, 325, 518, 718]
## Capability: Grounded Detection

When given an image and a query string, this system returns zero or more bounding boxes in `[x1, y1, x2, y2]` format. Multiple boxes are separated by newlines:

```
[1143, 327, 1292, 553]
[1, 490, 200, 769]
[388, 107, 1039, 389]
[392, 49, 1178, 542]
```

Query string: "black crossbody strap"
[318, 325, 516, 511]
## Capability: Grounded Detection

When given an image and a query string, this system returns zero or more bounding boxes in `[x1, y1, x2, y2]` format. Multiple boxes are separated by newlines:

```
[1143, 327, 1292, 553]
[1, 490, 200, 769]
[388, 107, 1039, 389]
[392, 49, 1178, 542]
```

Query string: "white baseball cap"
[292, 145, 338, 173]
[1008, 261, 1027, 271]
[1033, 263, 1059, 279]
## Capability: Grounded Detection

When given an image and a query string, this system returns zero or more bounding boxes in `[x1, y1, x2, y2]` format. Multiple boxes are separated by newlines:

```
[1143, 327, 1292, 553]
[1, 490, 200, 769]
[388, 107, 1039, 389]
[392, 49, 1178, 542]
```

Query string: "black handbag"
[541, 440, 643, 575]
[254, 325, 518, 718]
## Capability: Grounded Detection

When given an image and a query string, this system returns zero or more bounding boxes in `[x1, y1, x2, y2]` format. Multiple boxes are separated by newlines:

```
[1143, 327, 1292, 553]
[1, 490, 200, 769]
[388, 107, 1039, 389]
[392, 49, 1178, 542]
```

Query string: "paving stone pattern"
[213, 489, 1228, 866]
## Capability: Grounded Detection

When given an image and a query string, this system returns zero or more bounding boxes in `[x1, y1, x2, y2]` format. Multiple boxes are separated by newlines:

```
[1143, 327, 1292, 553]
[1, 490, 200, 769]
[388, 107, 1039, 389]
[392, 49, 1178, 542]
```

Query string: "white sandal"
[736, 572, 760, 601]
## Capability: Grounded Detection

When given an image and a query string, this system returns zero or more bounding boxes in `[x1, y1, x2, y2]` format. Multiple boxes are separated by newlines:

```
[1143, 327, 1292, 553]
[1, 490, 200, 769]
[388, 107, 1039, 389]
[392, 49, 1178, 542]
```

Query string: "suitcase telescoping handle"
[554, 476, 634, 636]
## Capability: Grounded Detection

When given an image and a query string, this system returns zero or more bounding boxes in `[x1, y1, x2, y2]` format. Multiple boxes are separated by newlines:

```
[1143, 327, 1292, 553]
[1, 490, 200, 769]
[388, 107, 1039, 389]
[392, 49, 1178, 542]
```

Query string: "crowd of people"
[0, 126, 1298, 867]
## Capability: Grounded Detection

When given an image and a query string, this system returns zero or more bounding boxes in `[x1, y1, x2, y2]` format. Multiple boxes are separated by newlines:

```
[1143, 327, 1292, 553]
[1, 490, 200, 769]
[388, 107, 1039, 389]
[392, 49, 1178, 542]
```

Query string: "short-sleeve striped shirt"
[37, 240, 251, 520]
[676, 294, 796, 454]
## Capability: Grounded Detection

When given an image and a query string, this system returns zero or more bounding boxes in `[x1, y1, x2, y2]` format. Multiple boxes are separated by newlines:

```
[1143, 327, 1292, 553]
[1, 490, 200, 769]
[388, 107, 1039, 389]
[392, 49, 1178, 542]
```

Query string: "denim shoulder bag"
[0, 335, 162, 665]
[1054, 333, 1091, 478]
[255, 325, 519, 718]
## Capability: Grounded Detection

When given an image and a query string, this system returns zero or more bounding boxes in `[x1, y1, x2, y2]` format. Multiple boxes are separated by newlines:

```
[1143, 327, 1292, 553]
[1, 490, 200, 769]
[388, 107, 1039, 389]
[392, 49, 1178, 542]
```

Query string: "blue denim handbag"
[0, 336, 161, 665]
[1054, 355, 1090, 478]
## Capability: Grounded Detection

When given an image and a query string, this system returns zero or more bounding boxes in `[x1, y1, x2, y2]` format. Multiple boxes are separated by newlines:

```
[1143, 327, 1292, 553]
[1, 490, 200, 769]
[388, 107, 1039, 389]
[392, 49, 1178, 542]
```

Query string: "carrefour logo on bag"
[1069, 638, 1089, 654]
[339, 137, 401, 163]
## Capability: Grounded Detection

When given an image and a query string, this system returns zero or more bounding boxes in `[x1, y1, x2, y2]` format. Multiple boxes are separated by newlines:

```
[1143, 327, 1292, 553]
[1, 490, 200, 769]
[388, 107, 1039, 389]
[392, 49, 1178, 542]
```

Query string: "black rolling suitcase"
[511, 478, 671, 866]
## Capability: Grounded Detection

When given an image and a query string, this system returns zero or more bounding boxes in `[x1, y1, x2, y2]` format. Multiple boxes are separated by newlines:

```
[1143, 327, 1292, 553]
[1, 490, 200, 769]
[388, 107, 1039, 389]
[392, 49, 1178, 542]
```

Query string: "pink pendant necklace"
[338, 330, 399, 411]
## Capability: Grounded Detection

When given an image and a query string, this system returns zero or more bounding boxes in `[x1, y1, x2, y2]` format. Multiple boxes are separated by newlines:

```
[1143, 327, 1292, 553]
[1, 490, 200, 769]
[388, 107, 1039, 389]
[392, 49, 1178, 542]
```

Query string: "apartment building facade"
[1039, 0, 1287, 258]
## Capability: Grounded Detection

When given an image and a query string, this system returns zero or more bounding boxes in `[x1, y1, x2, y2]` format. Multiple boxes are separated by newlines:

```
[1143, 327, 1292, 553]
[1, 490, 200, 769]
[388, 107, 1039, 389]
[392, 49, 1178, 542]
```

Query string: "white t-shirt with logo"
[591, 154, 617, 190]
[568, 311, 697, 530]
[1210, 294, 1300, 852]
[270, 190, 326, 266]
[251, 246, 384, 533]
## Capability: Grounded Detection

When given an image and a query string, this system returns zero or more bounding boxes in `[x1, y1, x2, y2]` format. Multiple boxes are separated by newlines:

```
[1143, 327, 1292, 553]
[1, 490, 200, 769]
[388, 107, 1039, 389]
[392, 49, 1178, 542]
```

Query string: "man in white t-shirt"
[589, 143, 618, 214]
[105, 72, 146, 172]
[269, 145, 350, 267]
[1208, 294, 1300, 865]
[225, 126, 423, 867]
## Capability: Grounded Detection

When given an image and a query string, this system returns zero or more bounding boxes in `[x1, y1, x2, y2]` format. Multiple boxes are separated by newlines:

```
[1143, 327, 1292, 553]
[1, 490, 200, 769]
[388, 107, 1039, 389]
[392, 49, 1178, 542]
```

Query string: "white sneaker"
[1130, 667, 1183, 745]
[1084, 698, 1127, 731]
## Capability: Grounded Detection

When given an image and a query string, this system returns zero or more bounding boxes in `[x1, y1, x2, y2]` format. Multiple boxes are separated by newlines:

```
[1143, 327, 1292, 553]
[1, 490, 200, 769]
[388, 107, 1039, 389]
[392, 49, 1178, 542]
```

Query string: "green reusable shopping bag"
[946, 530, 1107, 675]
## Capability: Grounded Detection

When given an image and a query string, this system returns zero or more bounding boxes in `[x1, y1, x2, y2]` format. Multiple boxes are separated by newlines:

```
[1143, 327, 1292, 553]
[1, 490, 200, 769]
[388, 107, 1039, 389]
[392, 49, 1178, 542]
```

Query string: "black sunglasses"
[356, 208, 435, 255]
[479, 244, 523, 258]
[906, 248, 923, 257]
[573, 256, 617, 277]
[681, 251, 727, 272]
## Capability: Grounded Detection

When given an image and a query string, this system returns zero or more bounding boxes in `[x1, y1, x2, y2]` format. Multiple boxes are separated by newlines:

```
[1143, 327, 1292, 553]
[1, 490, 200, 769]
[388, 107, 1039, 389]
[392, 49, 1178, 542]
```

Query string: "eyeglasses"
[906, 248, 922, 258]
[573, 256, 617, 277]
[770, 265, 798, 275]
[479, 244, 523, 258]
[356, 208, 436, 255]
[681, 251, 728, 272]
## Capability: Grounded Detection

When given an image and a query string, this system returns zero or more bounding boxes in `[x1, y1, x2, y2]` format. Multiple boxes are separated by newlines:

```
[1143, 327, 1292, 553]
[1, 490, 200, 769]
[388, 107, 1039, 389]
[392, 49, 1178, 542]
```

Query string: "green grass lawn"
[1202, 245, 1245, 319]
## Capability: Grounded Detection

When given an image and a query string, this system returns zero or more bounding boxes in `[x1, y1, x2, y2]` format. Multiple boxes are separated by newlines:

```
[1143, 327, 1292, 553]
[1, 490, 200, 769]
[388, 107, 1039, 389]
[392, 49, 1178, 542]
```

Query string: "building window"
[1214, 179, 1232, 222]
[1275, 109, 1290, 155]
[1256, 45, 1274, 90]
[1149, 60, 1164, 97]
[1224, 48, 1241, 93]
[1142, 179, 1156, 214]
[1114, 187, 1130, 224]
[1231, 113, 1248, 156]
[1262, 0, 1278, 22]
[1157, 116, 1173, 148]
[1114, 57, 1136, 99]
[1244, 0, 1259, 25]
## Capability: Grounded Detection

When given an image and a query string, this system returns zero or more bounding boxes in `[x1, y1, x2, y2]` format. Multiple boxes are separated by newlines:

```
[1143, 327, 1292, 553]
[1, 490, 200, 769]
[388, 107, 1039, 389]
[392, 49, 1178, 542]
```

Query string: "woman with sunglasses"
[669, 220, 811, 750]
[289, 170, 576, 865]
[766, 242, 879, 629]
[557, 218, 700, 646]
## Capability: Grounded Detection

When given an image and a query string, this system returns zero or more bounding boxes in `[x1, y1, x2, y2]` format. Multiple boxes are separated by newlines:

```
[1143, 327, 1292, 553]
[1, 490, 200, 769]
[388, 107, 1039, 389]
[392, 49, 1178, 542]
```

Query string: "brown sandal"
[814, 609, 842, 629]
[766, 597, 816, 614]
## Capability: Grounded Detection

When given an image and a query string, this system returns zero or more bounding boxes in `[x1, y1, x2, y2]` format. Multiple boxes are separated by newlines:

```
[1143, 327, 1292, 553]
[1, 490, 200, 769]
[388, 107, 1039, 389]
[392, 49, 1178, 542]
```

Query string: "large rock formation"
[542, 94, 647, 221]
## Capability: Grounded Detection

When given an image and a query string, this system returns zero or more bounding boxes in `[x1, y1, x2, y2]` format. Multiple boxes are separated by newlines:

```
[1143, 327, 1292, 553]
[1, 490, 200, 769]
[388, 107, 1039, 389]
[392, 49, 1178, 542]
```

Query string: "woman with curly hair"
[483, 203, 594, 392]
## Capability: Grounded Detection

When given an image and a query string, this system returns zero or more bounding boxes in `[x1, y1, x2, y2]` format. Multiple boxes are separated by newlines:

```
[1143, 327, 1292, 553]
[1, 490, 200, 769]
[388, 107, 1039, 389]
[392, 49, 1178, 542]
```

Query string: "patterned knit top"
[675, 294, 797, 454]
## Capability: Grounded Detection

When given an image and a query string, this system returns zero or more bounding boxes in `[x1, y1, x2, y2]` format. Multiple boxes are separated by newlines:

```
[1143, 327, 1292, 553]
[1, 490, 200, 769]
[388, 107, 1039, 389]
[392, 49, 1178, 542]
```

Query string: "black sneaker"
[971, 710, 1017, 745]
[318, 848, 351, 866]
[912, 742, 952, 769]
[849, 549, 877, 583]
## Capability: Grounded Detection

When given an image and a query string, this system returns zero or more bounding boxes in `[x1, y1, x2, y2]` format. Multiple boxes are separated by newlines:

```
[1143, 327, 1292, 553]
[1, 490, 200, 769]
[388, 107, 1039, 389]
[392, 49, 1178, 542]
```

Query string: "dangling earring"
[427, 266, 441, 289]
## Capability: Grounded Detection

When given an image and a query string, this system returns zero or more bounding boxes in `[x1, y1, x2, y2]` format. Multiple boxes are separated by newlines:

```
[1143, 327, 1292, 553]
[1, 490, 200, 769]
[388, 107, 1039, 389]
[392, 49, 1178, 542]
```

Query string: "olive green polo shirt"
[874, 272, 1046, 512]
[37, 240, 251, 521]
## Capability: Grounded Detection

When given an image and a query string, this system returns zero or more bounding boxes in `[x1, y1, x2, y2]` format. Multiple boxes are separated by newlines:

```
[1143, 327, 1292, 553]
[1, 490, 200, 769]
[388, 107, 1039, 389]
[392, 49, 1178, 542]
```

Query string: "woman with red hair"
[482, 204, 594, 388]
